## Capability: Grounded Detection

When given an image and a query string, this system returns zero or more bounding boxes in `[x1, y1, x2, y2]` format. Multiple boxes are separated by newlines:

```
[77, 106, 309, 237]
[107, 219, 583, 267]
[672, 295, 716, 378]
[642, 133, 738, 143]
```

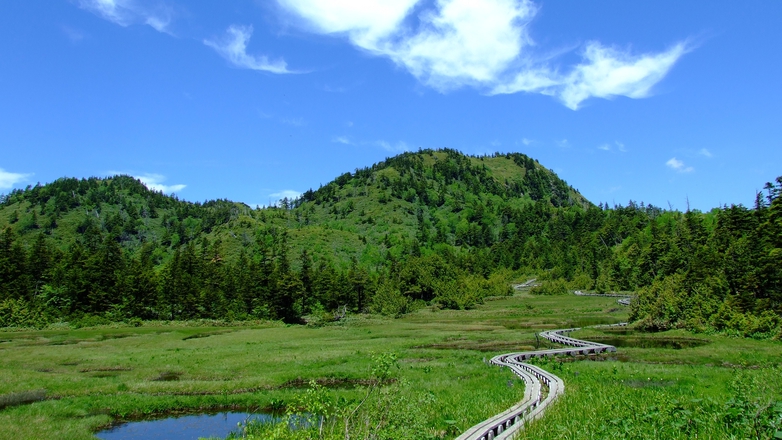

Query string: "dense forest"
[0, 149, 780, 338]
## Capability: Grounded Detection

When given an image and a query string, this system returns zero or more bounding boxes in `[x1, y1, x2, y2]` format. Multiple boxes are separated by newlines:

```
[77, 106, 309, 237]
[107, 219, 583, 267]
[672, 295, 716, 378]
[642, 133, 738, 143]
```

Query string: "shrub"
[370, 282, 410, 317]
[529, 279, 569, 296]
[0, 299, 41, 328]
[567, 273, 593, 291]
[69, 314, 112, 329]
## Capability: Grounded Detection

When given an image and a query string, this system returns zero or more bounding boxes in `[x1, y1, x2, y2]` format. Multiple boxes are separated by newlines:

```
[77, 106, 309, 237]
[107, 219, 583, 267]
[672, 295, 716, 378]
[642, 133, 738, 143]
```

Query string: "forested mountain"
[1, 149, 780, 338]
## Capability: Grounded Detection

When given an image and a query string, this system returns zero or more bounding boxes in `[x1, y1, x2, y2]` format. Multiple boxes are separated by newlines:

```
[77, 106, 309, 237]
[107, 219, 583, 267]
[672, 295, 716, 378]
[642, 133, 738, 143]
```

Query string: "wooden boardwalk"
[456, 292, 631, 440]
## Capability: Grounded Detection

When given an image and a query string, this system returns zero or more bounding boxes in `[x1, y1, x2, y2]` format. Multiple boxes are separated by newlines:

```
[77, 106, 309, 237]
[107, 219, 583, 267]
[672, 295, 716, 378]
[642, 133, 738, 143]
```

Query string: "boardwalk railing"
[456, 290, 632, 440]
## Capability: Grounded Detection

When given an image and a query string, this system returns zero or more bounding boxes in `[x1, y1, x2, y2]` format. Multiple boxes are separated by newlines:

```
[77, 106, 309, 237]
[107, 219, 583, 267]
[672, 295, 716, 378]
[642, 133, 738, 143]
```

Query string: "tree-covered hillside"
[0, 149, 780, 338]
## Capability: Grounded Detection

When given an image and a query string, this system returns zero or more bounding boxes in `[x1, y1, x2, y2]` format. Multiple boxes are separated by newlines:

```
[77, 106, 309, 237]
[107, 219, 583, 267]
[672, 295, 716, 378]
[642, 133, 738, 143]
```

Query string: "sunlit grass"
[0, 293, 780, 439]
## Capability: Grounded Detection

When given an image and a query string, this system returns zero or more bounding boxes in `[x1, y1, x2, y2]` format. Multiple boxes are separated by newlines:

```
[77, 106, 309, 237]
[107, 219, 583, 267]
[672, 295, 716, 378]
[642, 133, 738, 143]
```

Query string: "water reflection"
[97, 412, 273, 440]
[566, 317, 625, 328]
[588, 337, 710, 349]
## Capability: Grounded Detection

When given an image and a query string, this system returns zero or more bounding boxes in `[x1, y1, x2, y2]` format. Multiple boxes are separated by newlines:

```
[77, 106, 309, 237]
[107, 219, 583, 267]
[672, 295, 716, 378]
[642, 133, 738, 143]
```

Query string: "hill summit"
[1, 149, 780, 339]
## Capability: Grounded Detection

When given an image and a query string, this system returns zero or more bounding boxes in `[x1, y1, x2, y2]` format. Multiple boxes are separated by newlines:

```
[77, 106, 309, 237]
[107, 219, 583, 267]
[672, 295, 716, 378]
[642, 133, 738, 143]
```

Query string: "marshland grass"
[0, 292, 780, 439]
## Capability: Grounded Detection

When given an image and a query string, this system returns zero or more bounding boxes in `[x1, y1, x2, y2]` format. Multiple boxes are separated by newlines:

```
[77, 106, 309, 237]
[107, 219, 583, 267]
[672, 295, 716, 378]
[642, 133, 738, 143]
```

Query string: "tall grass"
[0, 294, 780, 439]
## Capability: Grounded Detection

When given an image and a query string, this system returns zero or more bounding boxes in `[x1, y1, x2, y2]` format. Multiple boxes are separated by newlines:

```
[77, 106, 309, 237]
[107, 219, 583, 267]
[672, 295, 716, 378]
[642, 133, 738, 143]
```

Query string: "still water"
[96, 412, 273, 440]
[588, 337, 710, 349]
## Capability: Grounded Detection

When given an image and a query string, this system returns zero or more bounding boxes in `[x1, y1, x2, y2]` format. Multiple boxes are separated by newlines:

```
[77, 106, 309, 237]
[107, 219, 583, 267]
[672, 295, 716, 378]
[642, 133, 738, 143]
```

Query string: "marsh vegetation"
[0, 292, 779, 439]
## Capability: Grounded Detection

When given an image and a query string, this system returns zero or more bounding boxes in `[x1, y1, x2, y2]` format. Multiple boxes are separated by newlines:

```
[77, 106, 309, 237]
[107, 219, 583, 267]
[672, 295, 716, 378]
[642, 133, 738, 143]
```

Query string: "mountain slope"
[3, 150, 777, 334]
[0, 149, 588, 267]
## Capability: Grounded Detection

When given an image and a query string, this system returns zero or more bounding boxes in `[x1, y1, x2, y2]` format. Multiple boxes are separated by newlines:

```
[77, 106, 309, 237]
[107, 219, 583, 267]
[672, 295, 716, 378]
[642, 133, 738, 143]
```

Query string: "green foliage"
[518, 363, 782, 440]
[232, 351, 510, 440]
[1, 286, 781, 439]
[0, 152, 780, 337]
[530, 279, 569, 296]
[0, 298, 42, 328]
[370, 281, 410, 317]
[711, 302, 781, 338]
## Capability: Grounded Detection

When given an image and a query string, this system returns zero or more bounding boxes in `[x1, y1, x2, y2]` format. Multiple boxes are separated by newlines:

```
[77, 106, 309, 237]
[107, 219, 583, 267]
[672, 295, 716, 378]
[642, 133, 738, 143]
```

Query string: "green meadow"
[1, 292, 780, 439]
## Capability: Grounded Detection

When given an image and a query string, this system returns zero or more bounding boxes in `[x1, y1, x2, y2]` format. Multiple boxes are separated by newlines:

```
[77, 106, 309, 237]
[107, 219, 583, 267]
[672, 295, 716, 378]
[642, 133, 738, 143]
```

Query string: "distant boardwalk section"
[457, 289, 630, 440]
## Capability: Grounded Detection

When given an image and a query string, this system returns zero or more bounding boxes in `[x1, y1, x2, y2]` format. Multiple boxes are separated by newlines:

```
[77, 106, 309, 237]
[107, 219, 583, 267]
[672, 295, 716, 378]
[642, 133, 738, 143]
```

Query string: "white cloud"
[556, 139, 570, 148]
[204, 25, 293, 74]
[666, 157, 694, 173]
[699, 148, 713, 157]
[269, 190, 302, 207]
[333, 136, 352, 145]
[78, 0, 172, 32]
[0, 168, 31, 190]
[277, 0, 689, 109]
[134, 173, 186, 193]
[381, 0, 536, 90]
[278, 0, 418, 43]
[521, 138, 533, 146]
[616, 141, 627, 152]
[598, 143, 611, 151]
[555, 42, 689, 110]
[270, 189, 302, 199]
[493, 41, 689, 109]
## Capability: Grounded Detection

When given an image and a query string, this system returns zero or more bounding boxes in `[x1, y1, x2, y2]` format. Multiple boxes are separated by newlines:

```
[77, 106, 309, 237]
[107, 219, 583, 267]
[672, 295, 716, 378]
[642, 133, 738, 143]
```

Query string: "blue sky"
[1, 1, 780, 211]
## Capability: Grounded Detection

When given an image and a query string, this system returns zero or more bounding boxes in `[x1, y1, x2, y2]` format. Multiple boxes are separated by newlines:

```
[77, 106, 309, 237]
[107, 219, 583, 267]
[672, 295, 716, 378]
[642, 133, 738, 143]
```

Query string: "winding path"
[456, 292, 631, 440]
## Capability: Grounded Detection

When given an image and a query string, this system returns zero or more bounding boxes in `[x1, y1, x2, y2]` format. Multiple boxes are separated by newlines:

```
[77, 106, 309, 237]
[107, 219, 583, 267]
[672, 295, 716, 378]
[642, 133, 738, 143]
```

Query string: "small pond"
[96, 412, 274, 440]
[588, 337, 710, 349]
[566, 317, 626, 328]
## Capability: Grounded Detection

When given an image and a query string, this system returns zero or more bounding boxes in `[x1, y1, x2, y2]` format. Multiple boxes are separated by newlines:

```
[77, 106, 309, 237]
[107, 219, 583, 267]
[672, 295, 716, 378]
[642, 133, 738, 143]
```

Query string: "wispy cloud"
[556, 139, 570, 148]
[666, 157, 694, 173]
[551, 42, 689, 110]
[134, 173, 186, 193]
[521, 138, 533, 146]
[0, 168, 31, 190]
[78, 0, 173, 33]
[334, 135, 413, 152]
[699, 148, 712, 158]
[323, 84, 347, 93]
[277, 0, 690, 109]
[599, 141, 627, 152]
[376, 140, 413, 153]
[332, 136, 352, 145]
[61, 25, 86, 43]
[280, 117, 306, 126]
[204, 25, 293, 74]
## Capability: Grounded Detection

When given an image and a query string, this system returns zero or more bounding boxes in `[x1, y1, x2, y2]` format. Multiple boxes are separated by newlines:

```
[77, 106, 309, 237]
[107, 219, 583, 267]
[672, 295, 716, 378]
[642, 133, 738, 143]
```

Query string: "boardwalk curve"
[456, 292, 631, 440]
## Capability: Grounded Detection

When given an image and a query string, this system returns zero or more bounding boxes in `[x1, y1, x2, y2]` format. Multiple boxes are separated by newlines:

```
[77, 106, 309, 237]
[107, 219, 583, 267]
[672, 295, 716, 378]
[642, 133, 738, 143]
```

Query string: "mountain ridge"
[1, 149, 779, 338]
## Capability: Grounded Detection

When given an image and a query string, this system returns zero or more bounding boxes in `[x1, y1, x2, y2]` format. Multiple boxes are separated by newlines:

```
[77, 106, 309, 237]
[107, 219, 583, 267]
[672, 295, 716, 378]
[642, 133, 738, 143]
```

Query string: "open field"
[1, 293, 781, 439]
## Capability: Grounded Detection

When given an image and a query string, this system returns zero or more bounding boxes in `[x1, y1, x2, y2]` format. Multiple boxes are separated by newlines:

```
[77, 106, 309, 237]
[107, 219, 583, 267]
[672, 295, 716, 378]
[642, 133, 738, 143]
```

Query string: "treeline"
[0, 151, 780, 338]
[0, 175, 247, 248]
[487, 178, 782, 337]
[0, 222, 511, 327]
